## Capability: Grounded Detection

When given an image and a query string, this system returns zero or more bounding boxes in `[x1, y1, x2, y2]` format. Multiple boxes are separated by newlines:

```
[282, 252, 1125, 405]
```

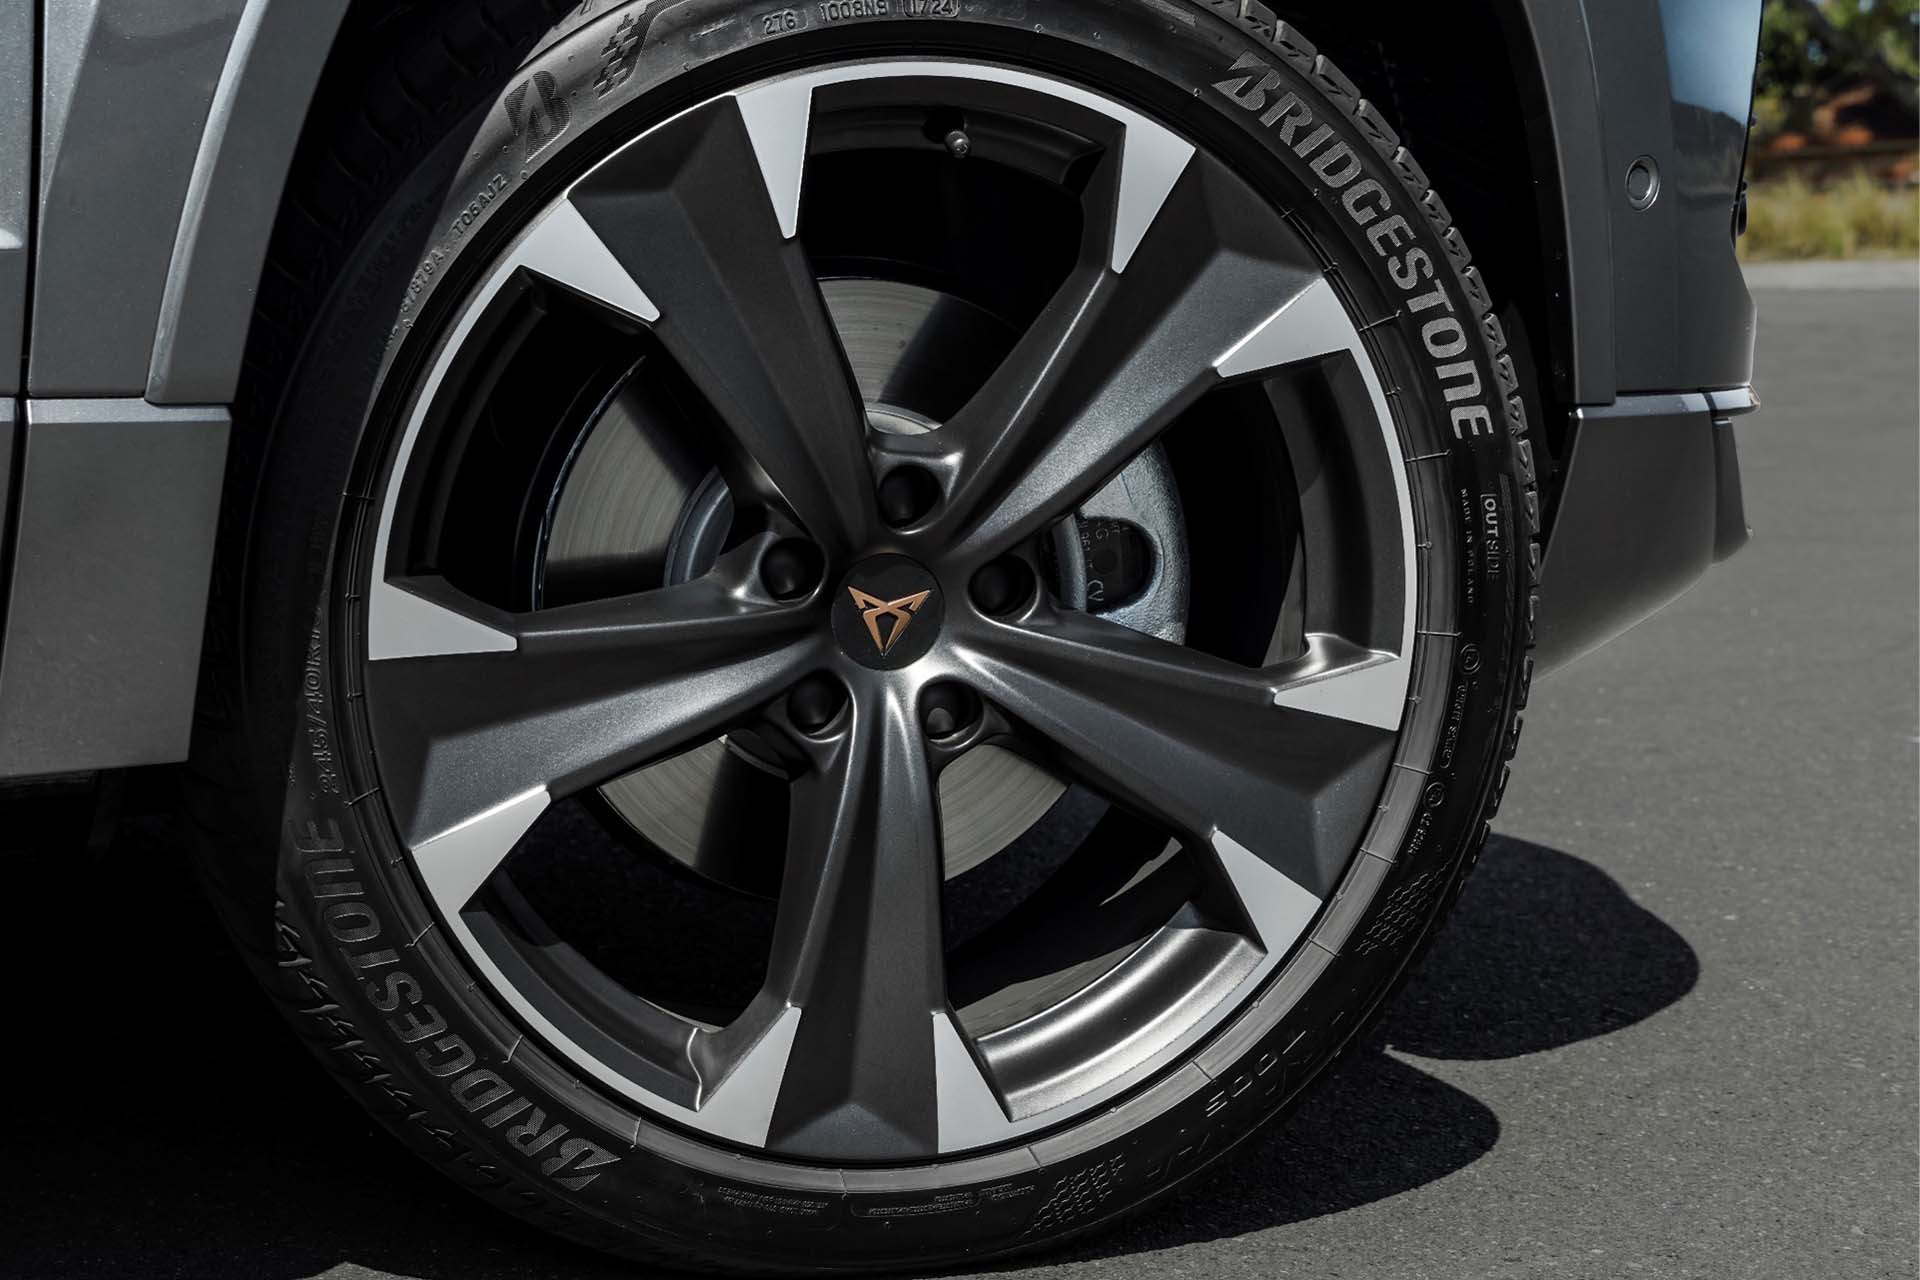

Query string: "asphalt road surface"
[6, 274, 1915, 1280]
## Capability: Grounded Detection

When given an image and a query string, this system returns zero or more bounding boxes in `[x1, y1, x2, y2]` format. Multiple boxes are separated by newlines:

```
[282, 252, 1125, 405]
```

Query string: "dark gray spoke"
[366, 541, 821, 898]
[889, 153, 1327, 563]
[761, 683, 950, 1159]
[957, 606, 1398, 899]
[341, 57, 1440, 1162]
[569, 97, 877, 553]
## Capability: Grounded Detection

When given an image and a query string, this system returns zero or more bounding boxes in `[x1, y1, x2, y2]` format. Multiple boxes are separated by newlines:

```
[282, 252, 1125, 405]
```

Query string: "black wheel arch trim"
[1534, 385, 1753, 675]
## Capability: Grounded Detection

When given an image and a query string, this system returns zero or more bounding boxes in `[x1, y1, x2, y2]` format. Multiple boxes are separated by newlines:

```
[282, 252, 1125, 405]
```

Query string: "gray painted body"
[10, 0, 1758, 405]
[0, 1, 30, 396]
[32, 0, 246, 396]
[0, 0, 1763, 778]
[1513, 0, 1761, 399]
[0, 0, 342, 777]
[1588, 0, 1761, 393]
[148, 0, 350, 405]
[0, 401, 228, 776]
[0, 402, 13, 563]
[27, 0, 351, 401]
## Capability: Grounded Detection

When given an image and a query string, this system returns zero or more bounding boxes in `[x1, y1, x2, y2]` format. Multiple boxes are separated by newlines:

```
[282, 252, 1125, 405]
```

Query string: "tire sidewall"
[241, 1, 1529, 1269]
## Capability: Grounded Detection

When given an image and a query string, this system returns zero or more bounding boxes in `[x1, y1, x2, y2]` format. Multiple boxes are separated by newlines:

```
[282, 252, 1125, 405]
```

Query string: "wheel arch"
[3, 0, 1603, 778]
[1261, 1, 1610, 457]
[143, 0, 352, 405]
[141, 0, 1611, 412]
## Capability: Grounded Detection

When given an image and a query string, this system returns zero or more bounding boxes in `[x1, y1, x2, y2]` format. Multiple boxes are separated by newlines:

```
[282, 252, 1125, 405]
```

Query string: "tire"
[189, 0, 1539, 1272]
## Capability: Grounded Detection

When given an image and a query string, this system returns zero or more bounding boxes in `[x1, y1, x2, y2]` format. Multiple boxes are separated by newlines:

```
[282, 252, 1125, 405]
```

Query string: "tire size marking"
[852, 1191, 976, 1219]
[713, 1187, 832, 1217]
[448, 173, 510, 243]
[809, 0, 957, 22]
[1436, 679, 1471, 774]
[818, 0, 889, 18]
[1458, 488, 1481, 607]
[303, 631, 341, 795]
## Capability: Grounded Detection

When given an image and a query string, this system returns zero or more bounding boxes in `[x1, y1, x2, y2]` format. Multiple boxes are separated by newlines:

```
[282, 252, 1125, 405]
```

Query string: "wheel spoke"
[366, 539, 822, 909]
[890, 153, 1331, 562]
[353, 60, 1428, 1155]
[956, 605, 1400, 899]
[501, 196, 661, 325]
[759, 682, 955, 1159]
[568, 96, 877, 551]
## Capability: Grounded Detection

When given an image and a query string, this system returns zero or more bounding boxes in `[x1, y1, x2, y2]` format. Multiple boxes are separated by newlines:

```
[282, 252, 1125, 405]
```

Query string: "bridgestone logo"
[1213, 54, 1494, 441]
[288, 819, 621, 1191]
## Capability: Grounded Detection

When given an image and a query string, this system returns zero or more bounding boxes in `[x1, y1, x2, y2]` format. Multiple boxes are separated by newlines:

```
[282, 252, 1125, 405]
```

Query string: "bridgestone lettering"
[289, 820, 620, 1191]
[1215, 52, 1497, 440]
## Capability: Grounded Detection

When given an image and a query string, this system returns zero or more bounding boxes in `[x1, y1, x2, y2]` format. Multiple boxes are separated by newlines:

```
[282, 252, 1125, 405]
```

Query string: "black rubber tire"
[188, 0, 1541, 1272]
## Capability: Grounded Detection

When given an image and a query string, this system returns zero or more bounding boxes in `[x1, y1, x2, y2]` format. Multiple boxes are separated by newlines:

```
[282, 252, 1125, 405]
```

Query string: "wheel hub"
[557, 278, 1085, 884]
[833, 555, 944, 669]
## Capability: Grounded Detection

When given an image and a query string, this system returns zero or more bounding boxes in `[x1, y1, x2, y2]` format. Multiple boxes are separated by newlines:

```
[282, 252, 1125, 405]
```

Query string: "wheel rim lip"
[352, 55, 1425, 1161]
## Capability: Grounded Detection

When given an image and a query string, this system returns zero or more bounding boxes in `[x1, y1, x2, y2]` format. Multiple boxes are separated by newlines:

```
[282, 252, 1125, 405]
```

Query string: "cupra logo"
[847, 587, 933, 657]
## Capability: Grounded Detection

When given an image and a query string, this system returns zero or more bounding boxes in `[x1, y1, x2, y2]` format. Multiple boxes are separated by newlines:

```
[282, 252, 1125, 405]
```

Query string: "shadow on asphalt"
[3, 820, 1696, 1279]
[1044, 837, 1701, 1267]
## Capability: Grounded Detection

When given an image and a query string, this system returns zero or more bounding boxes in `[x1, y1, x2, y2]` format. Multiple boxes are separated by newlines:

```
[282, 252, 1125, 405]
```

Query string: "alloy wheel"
[357, 59, 1420, 1164]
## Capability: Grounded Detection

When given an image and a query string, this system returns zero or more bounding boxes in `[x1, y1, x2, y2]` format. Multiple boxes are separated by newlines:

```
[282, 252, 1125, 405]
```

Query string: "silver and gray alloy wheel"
[191, 1, 1533, 1271]
[363, 59, 1416, 1159]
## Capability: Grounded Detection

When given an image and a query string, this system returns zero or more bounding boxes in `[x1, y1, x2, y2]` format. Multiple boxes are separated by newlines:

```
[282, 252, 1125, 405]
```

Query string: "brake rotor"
[542, 277, 1185, 893]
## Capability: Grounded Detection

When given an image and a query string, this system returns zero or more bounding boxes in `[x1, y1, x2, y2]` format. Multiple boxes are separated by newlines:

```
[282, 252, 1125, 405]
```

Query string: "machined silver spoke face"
[358, 59, 1420, 1161]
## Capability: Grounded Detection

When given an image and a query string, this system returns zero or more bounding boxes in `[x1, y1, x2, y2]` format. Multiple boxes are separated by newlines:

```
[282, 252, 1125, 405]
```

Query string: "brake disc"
[542, 277, 1187, 892]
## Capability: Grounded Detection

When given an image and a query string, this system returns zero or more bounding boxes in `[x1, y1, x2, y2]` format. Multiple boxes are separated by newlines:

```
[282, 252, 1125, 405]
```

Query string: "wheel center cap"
[832, 555, 944, 670]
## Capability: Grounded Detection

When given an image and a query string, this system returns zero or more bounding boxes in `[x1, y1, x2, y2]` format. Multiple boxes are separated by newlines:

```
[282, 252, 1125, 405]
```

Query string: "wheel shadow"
[1045, 834, 1701, 1264]
[0, 821, 1695, 1279]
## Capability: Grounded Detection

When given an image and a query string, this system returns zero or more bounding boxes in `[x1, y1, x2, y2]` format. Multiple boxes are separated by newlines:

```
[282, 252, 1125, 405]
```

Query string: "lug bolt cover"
[877, 467, 940, 529]
[970, 558, 1035, 617]
[788, 674, 846, 734]
[921, 683, 980, 741]
[761, 540, 824, 601]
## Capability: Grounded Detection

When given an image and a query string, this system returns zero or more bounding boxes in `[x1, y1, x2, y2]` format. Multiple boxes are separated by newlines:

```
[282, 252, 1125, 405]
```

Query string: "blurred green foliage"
[1755, 0, 1919, 135]
[1760, 0, 1919, 90]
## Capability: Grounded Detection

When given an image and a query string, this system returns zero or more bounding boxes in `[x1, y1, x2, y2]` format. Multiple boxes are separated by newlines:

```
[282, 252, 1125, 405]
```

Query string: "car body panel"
[148, 0, 350, 405]
[0, 0, 31, 396]
[0, 0, 1763, 778]
[1510, 0, 1616, 400]
[31, 0, 247, 397]
[1537, 389, 1754, 672]
[0, 401, 228, 777]
[1592, 0, 1761, 394]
